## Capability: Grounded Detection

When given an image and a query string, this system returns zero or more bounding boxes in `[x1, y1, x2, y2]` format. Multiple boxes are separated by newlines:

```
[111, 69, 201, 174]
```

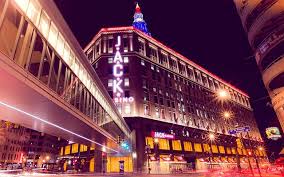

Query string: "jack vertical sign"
[113, 36, 134, 104]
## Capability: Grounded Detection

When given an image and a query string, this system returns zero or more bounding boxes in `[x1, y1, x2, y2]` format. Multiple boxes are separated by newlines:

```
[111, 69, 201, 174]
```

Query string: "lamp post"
[208, 133, 215, 169]
[145, 139, 151, 174]
[154, 138, 160, 174]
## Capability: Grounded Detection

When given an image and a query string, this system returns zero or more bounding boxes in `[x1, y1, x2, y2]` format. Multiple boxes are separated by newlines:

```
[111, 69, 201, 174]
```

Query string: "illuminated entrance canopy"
[112, 36, 134, 104]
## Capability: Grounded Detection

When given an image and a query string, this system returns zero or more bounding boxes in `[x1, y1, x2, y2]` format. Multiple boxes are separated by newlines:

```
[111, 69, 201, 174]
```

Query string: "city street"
[0, 169, 283, 177]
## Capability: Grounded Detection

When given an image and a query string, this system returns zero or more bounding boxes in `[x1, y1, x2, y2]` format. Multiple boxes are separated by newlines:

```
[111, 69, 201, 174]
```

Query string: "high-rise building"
[84, 4, 267, 173]
[233, 0, 284, 133]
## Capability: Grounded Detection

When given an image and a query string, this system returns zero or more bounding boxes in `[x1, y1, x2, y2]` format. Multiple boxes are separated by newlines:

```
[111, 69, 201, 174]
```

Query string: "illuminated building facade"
[233, 0, 284, 134]
[0, 121, 29, 169]
[84, 4, 266, 173]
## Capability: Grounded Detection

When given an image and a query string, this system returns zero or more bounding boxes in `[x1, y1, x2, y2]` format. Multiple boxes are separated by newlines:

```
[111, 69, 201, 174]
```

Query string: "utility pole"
[145, 139, 151, 174]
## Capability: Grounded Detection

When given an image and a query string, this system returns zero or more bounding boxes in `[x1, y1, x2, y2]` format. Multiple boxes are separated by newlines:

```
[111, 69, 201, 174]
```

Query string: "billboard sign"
[266, 127, 281, 140]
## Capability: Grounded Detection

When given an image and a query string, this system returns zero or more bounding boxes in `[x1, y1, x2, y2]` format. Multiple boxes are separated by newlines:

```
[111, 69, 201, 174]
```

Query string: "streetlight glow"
[132, 152, 137, 159]
[223, 111, 231, 119]
[217, 89, 229, 100]
[208, 133, 215, 141]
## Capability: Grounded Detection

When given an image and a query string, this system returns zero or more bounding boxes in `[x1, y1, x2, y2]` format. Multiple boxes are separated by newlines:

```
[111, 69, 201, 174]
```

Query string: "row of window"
[140, 58, 250, 108]
[145, 137, 266, 156]
[1, 153, 21, 161]
[60, 144, 92, 156]
[4, 0, 128, 136]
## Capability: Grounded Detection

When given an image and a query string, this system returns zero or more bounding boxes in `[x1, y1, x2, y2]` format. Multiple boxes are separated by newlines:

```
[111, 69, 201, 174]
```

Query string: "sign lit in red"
[151, 131, 175, 139]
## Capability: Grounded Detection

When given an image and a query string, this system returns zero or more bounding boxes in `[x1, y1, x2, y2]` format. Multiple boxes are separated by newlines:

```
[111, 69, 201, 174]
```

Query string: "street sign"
[228, 126, 250, 135]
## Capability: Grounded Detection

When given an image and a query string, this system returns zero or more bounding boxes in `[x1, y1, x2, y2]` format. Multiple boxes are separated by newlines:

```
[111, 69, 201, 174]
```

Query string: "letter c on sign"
[113, 63, 123, 77]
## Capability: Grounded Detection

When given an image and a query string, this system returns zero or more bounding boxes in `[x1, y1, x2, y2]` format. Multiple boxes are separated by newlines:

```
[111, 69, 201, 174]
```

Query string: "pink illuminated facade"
[85, 26, 266, 173]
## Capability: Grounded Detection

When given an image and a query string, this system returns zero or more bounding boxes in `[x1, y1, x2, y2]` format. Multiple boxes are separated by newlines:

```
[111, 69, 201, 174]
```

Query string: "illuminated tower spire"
[133, 3, 151, 36]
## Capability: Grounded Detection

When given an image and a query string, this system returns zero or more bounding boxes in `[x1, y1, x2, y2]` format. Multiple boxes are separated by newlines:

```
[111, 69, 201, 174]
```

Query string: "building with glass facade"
[0, 0, 131, 173]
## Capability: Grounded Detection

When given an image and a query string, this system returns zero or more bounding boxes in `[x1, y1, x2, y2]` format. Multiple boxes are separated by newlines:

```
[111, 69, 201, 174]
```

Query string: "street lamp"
[208, 133, 215, 169]
[132, 152, 137, 159]
[223, 111, 231, 119]
[216, 89, 229, 100]
[208, 133, 215, 141]
[154, 138, 159, 144]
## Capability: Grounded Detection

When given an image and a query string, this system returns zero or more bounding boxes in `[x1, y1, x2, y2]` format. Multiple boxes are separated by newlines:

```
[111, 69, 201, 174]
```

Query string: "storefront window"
[172, 140, 182, 151]
[203, 144, 210, 153]
[64, 145, 70, 155]
[231, 147, 236, 154]
[158, 139, 170, 150]
[80, 144, 87, 152]
[194, 143, 202, 152]
[218, 146, 225, 154]
[211, 145, 218, 153]
[183, 141, 193, 151]
[60, 147, 63, 156]
[145, 137, 154, 149]
[71, 143, 79, 154]
[226, 147, 232, 154]
[237, 148, 242, 155]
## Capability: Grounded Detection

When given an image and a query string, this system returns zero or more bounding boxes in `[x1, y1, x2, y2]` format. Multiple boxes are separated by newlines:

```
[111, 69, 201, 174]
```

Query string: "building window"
[138, 40, 145, 55]
[154, 96, 158, 103]
[108, 79, 113, 87]
[155, 107, 160, 118]
[149, 47, 157, 61]
[124, 91, 130, 97]
[161, 109, 165, 119]
[142, 79, 148, 89]
[172, 140, 182, 151]
[184, 141, 193, 151]
[124, 78, 129, 87]
[125, 104, 131, 114]
[123, 37, 128, 52]
[123, 57, 129, 63]
[194, 143, 202, 152]
[108, 58, 113, 63]
[144, 104, 150, 115]
[143, 92, 149, 101]
[145, 137, 154, 149]
[158, 139, 170, 150]
[108, 37, 113, 53]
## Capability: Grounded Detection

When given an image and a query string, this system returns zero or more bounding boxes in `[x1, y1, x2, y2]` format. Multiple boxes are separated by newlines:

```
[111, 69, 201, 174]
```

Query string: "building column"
[94, 150, 104, 173]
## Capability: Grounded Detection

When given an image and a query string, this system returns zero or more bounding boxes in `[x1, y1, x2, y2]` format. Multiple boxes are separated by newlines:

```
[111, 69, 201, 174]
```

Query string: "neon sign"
[266, 127, 281, 140]
[151, 131, 175, 139]
[113, 36, 134, 103]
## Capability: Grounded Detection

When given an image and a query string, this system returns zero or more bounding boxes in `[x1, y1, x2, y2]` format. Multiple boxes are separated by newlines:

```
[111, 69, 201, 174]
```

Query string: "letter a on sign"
[114, 51, 123, 63]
